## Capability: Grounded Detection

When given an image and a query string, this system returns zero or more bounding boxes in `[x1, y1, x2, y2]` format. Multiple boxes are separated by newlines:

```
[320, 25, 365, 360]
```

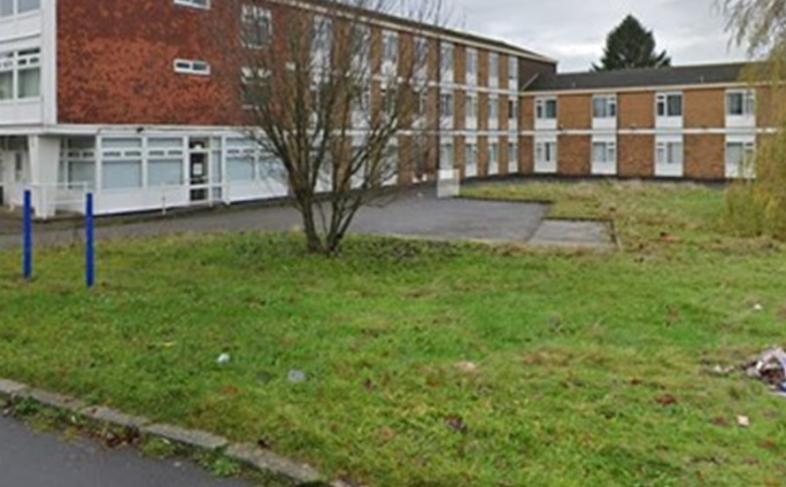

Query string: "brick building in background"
[0, 0, 776, 219]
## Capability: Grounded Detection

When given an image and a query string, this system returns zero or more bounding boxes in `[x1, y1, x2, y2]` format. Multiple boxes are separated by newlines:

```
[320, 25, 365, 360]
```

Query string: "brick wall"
[454, 90, 466, 131]
[558, 94, 591, 130]
[478, 136, 488, 176]
[519, 135, 533, 174]
[520, 97, 534, 130]
[684, 89, 725, 129]
[619, 91, 654, 129]
[454, 45, 466, 85]
[454, 135, 465, 177]
[478, 49, 488, 88]
[557, 135, 590, 176]
[684, 134, 725, 180]
[619, 135, 655, 178]
[499, 137, 509, 176]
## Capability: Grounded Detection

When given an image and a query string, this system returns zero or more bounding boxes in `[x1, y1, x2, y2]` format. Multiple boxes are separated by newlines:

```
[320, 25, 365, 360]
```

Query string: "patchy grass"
[1, 181, 786, 485]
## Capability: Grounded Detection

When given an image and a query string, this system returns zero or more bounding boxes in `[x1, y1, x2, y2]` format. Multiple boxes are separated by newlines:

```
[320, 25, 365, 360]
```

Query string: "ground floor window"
[656, 141, 683, 165]
[592, 141, 616, 164]
[508, 141, 518, 164]
[726, 141, 756, 175]
[535, 141, 556, 164]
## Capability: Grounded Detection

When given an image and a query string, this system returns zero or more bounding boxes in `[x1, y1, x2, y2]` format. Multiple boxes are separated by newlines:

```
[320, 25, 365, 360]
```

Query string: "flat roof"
[526, 62, 756, 92]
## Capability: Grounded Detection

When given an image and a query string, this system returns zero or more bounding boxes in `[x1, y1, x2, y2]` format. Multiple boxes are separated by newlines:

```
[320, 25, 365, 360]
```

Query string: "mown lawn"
[1, 181, 786, 486]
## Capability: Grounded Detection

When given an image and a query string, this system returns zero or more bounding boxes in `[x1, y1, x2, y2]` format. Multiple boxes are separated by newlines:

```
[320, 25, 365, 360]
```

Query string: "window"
[147, 138, 184, 187]
[489, 53, 499, 83]
[592, 141, 617, 163]
[726, 141, 755, 168]
[383, 31, 398, 65]
[656, 141, 683, 165]
[101, 137, 144, 190]
[226, 138, 257, 182]
[508, 57, 518, 88]
[440, 93, 453, 118]
[488, 96, 498, 120]
[466, 93, 477, 119]
[0, 49, 40, 100]
[440, 143, 453, 166]
[508, 99, 518, 120]
[508, 142, 518, 163]
[656, 93, 682, 117]
[61, 138, 96, 190]
[727, 90, 756, 116]
[1, 0, 40, 17]
[536, 97, 557, 120]
[241, 5, 272, 48]
[441, 43, 453, 74]
[173, 59, 211, 76]
[311, 15, 333, 64]
[489, 142, 498, 163]
[466, 49, 477, 80]
[593, 95, 617, 118]
[465, 143, 477, 168]
[535, 141, 557, 164]
[174, 0, 209, 9]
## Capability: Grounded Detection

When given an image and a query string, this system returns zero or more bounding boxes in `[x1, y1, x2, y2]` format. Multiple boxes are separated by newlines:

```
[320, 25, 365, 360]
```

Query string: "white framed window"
[656, 92, 683, 118]
[726, 89, 755, 116]
[0, 0, 40, 17]
[489, 52, 499, 87]
[593, 95, 617, 119]
[440, 92, 453, 118]
[508, 57, 518, 89]
[173, 59, 211, 76]
[508, 99, 518, 121]
[440, 142, 454, 169]
[465, 141, 478, 177]
[100, 138, 144, 190]
[414, 37, 428, 79]
[508, 141, 518, 164]
[466, 92, 478, 119]
[174, 0, 209, 9]
[382, 31, 398, 65]
[535, 97, 557, 120]
[466, 48, 477, 84]
[488, 96, 498, 121]
[241, 5, 272, 48]
[311, 15, 333, 66]
[440, 42, 454, 80]
[656, 141, 683, 165]
[534, 138, 557, 173]
[592, 141, 616, 164]
[726, 139, 756, 179]
[488, 140, 499, 175]
[0, 48, 41, 100]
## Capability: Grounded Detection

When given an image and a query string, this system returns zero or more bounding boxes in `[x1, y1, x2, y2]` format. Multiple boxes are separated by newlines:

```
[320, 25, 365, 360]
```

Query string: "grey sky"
[452, 0, 749, 72]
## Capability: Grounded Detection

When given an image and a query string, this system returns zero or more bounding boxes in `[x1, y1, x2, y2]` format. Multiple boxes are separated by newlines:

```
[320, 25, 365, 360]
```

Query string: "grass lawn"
[1, 180, 786, 485]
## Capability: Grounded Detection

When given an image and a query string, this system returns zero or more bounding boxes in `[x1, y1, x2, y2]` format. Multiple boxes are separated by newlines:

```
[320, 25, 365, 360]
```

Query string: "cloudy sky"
[451, 0, 749, 72]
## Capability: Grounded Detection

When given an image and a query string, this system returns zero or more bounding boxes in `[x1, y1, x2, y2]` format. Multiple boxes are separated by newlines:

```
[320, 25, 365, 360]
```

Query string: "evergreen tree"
[593, 15, 671, 71]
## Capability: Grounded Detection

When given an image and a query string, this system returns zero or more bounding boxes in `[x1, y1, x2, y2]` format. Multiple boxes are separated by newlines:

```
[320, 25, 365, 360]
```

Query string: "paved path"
[0, 189, 571, 249]
[0, 415, 252, 487]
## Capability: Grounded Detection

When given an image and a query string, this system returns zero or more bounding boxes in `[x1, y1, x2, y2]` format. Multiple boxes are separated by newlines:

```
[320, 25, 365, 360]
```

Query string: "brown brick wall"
[521, 96, 534, 130]
[557, 135, 590, 176]
[500, 94, 509, 131]
[558, 94, 591, 130]
[519, 135, 533, 174]
[499, 53, 509, 91]
[478, 136, 488, 176]
[684, 134, 725, 180]
[454, 45, 466, 85]
[454, 90, 466, 131]
[478, 49, 488, 88]
[478, 92, 489, 131]
[619, 135, 655, 178]
[454, 135, 465, 176]
[684, 89, 725, 129]
[499, 137, 509, 176]
[619, 91, 654, 129]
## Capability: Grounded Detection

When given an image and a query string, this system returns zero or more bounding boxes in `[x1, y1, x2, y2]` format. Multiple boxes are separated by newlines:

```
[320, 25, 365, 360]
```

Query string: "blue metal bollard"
[22, 190, 32, 280]
[85, 193, 95, 289]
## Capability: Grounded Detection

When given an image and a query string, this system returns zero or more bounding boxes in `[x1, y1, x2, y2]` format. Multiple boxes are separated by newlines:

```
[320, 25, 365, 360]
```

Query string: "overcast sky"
[451, 0, 749, 72]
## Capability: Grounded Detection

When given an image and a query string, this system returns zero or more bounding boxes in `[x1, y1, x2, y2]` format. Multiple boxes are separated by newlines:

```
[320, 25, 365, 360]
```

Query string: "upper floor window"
[508, 99, 518, 120]
[241, 5, 272, 48]
[466, 49, 477, 78]
[466, 93, 477, 119]
[174, 0, 209, 10]
[489, 53, 499, 80]
[535, 97, 557, 120]
[0, 48, 40, 100]
[593, 95, 617, 118]
[508, 57, 518, 88]
[488, 96, 498, 120]
[174, 59, 211, 76]
[656, 93, 682, 118]
[383, 31, 398, 65]
[440, 43, 453, 75]
[440, 92, 454, 118]
[727, 89, 755, 116]
[0, 0, 40, 17]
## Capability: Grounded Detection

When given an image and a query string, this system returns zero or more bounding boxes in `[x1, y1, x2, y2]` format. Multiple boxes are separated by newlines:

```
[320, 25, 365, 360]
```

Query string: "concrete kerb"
[0, 377, 330, 486]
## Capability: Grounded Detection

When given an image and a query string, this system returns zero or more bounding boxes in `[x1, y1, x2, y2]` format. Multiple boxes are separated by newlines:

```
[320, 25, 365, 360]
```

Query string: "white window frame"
[440, 42, 454, 83]
[655, 135, 684, 178]
[592, 94, 617, 129]
[488, 52, 499, 88]
[382, 30, 398, 76]
[174, 0, 210, 10]
[591, 136, 617, 176]
[241, 5, 272, 49]
[508, 57, 518, 90]
[726, 89, 756, 128]
[488, 138, 499, 176]
[173, 59, 211, 76]
[534, 136, 557, 174]
[534, 96, 557, 130]
[725, 135, 756, 179]
[440, 91, 454, 129]
[507, 138, 518, 174]
[464, 138, 478, 178]
[488, 95, 498, 130]
[466, 91, 478, 129]
[0, 48, 41, 101]
[0, 0, 41, 17]
[466, 48, 477, 85]
[655, 92, 683, 128]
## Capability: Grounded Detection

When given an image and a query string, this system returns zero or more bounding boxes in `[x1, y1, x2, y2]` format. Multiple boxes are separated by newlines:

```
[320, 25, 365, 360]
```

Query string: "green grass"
[1, 181, 786, 485]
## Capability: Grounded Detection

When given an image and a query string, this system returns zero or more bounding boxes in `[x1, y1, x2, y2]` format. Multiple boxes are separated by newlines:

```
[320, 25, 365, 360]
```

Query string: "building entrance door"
[189, 152, 209, 203]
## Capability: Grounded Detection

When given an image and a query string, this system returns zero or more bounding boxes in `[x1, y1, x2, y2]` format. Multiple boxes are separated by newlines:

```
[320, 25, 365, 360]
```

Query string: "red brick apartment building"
[0, 0, 774, 218]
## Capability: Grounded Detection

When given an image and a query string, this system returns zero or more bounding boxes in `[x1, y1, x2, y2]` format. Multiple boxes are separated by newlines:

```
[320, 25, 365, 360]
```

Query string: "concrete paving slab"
[529, 220, 614, 249]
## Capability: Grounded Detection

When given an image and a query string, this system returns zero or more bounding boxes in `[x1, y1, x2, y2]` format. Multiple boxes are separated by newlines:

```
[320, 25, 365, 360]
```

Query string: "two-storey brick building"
[0, 1, 777, 219]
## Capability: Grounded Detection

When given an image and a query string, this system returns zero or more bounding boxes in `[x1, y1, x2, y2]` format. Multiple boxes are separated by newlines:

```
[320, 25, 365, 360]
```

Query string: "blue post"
[22, 190, 32, 280]
[85, 193, 95, 289]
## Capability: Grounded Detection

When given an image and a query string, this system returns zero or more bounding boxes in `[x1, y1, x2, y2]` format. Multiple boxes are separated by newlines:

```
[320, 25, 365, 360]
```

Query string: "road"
[0, 415, 252, 487]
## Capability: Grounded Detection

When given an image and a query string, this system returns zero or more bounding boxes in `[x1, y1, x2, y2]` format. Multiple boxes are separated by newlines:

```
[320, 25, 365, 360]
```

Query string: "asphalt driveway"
[0, 189, 552, 250]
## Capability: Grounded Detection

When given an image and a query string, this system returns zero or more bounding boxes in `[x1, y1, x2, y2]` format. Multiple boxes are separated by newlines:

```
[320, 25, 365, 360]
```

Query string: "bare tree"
[214, 0, 448, 255]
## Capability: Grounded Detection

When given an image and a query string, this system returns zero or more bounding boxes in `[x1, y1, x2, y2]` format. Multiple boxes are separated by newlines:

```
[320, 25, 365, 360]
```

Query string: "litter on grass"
[745, 347, 786, 397]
